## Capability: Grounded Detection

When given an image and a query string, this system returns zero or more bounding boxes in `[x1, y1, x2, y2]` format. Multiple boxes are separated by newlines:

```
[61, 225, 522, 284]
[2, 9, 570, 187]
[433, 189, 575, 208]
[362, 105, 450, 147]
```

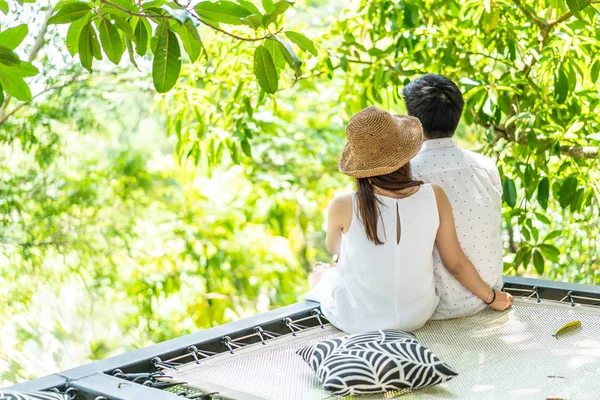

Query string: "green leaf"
[241, 14, 263, 29]
[241, 139, 252, 157]
[544, 230, 562, 241]
[539, 244, 560, 263]
[134, 20, 149, 56]
[253, 45, 278, 94]
[565, 0, 584, 19]
[195, 1, 251, 25]
[108, 12, 135, 38]
[0, 82, 4, 103]
[90, 25, 102, 60]
[238, 0, 261, 14]
[570, 188, 585, 212]
[66, 15, 90, 56]
[99, 19, 124, 65]
[274, 36, 301, 77]
[125, 37, 139, 70]
[0, 65, 31, 100]
[591, 60, 600, 83]
[533, 250, 544, 274]
[78, 22, 94, 72]
[502, 178, 517, 208]
[558, 176, 578, 208]
[161, 5, 192, 24]
[537, 177, 549, 210]
[264, 38, 286, 69]
[552, 320, 581, 338]
[535, 212, 551, 225]
[173, 22, 202, 63]
[555, 66, 568, 103]
[48, 2, 91, 24]
[104, 0, 139, 13]
[152, 28, 181, 93]
[0, 24, 28, 50]
[262, 0, 275, 13]
[263, 0, 293, 26]
[284, 31, 317, 56]
[0, 0, 8, 14]
[0, 46, 20, 66]
[17, 61, 39, 77]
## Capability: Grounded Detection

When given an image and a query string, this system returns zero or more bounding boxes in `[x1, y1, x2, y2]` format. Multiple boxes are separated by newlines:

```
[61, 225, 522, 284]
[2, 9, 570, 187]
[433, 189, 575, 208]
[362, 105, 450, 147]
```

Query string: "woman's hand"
[489, 290, 514, 311]
[309, 262, 332, 288]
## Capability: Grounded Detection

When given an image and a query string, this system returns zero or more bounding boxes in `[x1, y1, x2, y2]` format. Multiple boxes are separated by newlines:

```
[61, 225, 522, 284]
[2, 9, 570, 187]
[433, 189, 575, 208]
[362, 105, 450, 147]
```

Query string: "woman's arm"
[325, 194, 353, 256]
[432, 185, 513, 311]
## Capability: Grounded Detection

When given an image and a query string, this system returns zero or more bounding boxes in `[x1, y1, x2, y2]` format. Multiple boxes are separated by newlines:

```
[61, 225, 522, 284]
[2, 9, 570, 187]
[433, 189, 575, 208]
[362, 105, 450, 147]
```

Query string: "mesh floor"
[169, 299, 600, 399]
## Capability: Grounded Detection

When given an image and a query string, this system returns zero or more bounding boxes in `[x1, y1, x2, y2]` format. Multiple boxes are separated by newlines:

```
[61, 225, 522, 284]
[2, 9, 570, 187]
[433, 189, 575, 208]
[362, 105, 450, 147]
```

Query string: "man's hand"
[489, 290, 514, 311]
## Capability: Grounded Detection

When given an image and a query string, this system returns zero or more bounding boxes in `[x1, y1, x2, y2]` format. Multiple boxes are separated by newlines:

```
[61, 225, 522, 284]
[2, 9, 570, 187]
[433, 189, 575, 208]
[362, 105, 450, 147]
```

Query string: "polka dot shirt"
[410, 138, 504, 320]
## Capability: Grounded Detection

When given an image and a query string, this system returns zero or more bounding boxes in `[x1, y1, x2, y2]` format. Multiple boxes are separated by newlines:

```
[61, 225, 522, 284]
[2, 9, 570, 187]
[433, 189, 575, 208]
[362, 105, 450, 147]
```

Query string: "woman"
[307, 106, 513, 334]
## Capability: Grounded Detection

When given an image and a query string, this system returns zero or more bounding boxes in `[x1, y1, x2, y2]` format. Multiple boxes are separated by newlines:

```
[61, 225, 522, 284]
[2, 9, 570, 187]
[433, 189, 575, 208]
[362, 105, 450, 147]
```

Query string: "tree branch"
[0, 76, 87, 126]
[100, 0, 273, 42]
[560, 146, 599, 159]
[487, 124, 598, 159]
[512, 0, 546, 29]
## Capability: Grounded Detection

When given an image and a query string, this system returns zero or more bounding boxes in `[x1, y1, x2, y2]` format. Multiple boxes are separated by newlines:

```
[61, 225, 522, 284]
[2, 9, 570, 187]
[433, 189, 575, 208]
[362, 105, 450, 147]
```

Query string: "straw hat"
[339, 106, 424, 178]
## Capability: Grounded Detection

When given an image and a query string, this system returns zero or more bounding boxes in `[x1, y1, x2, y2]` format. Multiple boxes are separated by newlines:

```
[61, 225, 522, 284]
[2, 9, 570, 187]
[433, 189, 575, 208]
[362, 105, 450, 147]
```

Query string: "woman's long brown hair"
[356, 163, 423, 245]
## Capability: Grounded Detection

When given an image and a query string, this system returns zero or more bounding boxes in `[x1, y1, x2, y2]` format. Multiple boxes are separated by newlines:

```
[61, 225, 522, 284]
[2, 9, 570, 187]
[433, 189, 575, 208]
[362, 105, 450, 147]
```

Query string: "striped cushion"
[0, 391, 70, 400]
[297, 330, 457, 395]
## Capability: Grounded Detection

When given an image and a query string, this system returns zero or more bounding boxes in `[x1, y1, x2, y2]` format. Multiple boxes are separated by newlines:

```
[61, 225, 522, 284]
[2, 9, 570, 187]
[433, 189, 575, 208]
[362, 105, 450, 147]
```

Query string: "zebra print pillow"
[0, 391, 70, 400]
[297, 330, 457, 395]
[296, 329, 416, 371]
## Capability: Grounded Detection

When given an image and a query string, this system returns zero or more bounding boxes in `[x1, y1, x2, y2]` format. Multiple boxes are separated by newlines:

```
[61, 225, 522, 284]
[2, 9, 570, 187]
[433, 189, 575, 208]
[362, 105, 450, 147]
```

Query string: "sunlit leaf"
[195, 1, 251, 25]
[78, 22, 94, 72]
[262, 0, 275, 13]
[539, 244, 560, 263]
[263, 0, 293, 26]
[264, 38, 286, 69]
[48, 2, 91, 24]
[552, 320, 581, 337]
[241, 14, 263, 29]
[134, 20, 150, 56]
[0, 65, 31, 100]
[238, 0, 261, 14]
[565, 0, 584, 19]
[253, 45, 278, 94]
[0, 46, 20, 66]
[284, 31, 317, 56]
[173, 22, 202, 63]
[152, 27, 181, 93]
[0, 24, 28, 51]
[274, 36, 301, 77]
[66, 16, 89, 56]
[99, 19, 124, 65]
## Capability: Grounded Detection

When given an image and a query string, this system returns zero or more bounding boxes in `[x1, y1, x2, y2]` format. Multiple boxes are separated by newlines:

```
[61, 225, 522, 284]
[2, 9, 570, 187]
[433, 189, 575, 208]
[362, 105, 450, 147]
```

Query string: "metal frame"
[5, 276, 600, 399]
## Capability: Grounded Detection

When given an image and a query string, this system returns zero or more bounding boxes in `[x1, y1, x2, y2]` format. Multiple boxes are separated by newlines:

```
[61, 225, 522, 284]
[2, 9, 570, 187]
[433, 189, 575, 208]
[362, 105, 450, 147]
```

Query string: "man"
[405, 74, 504, 319]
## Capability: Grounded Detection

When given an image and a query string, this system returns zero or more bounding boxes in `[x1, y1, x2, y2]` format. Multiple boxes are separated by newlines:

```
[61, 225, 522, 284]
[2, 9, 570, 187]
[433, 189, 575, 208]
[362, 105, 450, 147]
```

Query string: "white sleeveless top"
[306, 184, 440, 333]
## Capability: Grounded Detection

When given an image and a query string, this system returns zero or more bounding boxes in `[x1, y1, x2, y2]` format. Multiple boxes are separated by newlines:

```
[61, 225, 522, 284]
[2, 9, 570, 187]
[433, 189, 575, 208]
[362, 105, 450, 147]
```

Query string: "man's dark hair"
[402, 74, 464, 139]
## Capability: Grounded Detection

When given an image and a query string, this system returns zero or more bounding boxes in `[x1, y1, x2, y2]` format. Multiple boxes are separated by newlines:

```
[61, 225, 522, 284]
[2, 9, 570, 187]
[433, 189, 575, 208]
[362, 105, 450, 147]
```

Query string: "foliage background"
[1, 0, 600, 385]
